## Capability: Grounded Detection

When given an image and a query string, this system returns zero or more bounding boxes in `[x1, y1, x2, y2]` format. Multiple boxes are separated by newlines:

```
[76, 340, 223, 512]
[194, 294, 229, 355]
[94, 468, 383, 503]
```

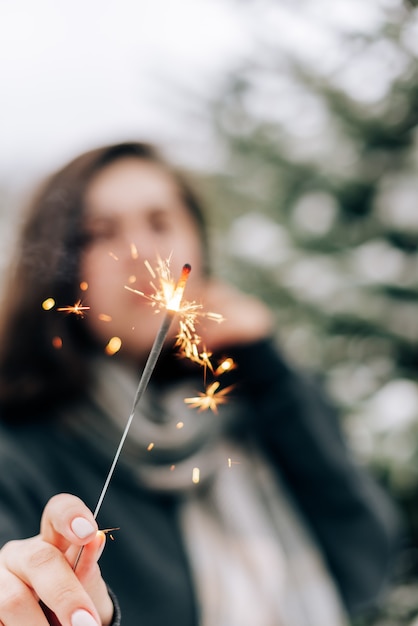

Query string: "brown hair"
[0, 142, 209, 421]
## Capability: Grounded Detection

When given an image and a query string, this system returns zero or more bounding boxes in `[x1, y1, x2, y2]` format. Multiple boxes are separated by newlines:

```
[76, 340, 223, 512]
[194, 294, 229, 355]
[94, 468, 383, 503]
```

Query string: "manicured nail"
[71, 609, 99, 626]
[71, 517, 95, 539]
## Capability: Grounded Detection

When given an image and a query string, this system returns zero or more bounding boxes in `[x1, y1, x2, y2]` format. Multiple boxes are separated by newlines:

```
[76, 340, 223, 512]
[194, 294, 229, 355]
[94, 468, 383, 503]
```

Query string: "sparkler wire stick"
[41, 265, 191, 624]
[73, 263, 191, 571]
[92, 309, 174, 519]
[39, 264, 191, 626]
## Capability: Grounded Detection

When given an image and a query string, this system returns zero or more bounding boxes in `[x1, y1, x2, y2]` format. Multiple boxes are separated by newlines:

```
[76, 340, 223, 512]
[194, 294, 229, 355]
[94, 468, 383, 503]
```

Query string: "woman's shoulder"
[0, 417, 60, 481]
[0, 416, 47, 452]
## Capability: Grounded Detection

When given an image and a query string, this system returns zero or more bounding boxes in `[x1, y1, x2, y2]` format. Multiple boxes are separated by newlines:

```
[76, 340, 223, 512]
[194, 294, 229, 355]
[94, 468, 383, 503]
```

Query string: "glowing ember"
[79, 281, 89, 291]
[214, 358, 236, 376]
[42, 297, 55, 311]
[57, 299, 90, 317]
[167, 263, 191, 310]
[144, 259, 156, 278]
[130, 243, 139, 259]
[184, 381, 234, 414]
[98, 313, 112, 322]
[147, 442, 155, 451]
[192, 467, 200, 484]
[101, 527, 120, 541]
[52, 336, 63, 349]
[105, 336, 122, 355]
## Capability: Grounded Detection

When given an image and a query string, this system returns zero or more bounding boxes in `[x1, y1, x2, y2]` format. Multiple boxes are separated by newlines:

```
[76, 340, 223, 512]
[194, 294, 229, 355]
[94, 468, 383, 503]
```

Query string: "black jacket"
[0, 339, 401, 625]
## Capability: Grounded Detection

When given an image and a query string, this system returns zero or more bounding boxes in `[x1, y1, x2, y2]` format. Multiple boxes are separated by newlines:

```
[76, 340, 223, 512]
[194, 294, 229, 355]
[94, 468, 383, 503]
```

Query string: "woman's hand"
[195, 279, 275, 352]
[0, 494, 114, 626]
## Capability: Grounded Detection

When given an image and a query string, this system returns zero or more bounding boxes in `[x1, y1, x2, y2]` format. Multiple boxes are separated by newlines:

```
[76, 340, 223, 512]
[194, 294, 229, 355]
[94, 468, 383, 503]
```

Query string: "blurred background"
[1, 0, 418, 623]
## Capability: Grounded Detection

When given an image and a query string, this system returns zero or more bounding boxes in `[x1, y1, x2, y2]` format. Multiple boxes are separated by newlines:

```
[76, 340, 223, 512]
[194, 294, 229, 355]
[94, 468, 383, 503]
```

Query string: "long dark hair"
[0, 142, 209, 421]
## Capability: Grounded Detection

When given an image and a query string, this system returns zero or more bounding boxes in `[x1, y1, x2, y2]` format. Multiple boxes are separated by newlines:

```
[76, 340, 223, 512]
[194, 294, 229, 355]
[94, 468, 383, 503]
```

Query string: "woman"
[0, 142, 401, 625]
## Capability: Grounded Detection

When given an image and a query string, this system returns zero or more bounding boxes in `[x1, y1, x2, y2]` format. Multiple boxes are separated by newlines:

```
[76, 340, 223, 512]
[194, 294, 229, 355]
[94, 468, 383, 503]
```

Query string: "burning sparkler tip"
[166, 262, 192, 311]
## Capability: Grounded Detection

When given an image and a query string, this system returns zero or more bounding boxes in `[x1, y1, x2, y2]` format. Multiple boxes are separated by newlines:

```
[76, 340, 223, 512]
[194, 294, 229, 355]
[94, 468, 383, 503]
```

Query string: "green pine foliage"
[192, 2, 418, 622]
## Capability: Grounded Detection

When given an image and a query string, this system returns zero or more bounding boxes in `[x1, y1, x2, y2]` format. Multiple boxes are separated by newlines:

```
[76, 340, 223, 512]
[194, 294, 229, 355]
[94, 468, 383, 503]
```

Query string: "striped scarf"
[68, 357, 348, 626]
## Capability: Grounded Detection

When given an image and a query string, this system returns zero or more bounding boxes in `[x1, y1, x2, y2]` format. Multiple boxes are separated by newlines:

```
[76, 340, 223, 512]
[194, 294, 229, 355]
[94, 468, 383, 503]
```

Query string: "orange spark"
[105, 336, 122, 355]
[52, 336, 63, 349]
[214, 358, 236, 377]
[144, 259, 156, 278]
[97, 313, 112, 322]
[98, 313, 112, 322]
[57, 299, 90, 317]
[130, 243, 139, 259]
[184, 381, 234, 414]
[42, 298, 55, 311]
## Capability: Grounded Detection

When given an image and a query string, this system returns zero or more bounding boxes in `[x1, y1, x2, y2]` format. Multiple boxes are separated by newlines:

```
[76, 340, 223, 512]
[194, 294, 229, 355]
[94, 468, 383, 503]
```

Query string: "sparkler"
[125, 257, 235, 412]
[125, 256, 224, 371]
[72, 264, 192, 566]
[41, 258, 235, 624]
[42, 264, 193, 626]
[93, 265, 192, 516]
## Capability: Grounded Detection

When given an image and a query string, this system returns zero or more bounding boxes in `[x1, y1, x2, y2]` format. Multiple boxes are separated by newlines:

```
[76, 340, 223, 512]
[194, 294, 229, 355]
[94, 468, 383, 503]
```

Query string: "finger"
[66, 532, 105, 582]
[68, 533, 113, 625]
[1, 538, 101, 626]
[0, 570, 51, 626]
[41, 494, 97, 552]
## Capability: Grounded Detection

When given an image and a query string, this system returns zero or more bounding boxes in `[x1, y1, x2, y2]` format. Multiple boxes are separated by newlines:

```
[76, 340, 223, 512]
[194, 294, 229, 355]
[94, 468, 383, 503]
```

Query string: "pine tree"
[192, 1, 418, 622]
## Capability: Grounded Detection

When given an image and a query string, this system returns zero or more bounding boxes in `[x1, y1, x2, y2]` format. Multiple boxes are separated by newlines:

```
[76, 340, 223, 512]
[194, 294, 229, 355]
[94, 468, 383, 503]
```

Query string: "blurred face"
[79, 157, 204, 360]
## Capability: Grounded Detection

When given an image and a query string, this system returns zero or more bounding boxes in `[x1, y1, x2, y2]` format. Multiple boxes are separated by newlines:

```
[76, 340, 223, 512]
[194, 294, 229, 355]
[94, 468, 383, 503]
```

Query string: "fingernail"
[71, 517, 95, 539]
[71, 609, 99, 626]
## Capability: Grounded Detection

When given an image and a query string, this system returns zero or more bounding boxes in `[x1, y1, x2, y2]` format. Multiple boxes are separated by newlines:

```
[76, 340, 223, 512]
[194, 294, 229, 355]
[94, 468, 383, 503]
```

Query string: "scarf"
[66, 357, 348, 626]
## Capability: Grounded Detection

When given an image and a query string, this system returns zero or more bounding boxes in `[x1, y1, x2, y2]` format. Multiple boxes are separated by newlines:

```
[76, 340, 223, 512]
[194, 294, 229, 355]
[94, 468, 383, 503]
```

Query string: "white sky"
[0, 0, 407, 188]
[0, 0, 253, 184]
